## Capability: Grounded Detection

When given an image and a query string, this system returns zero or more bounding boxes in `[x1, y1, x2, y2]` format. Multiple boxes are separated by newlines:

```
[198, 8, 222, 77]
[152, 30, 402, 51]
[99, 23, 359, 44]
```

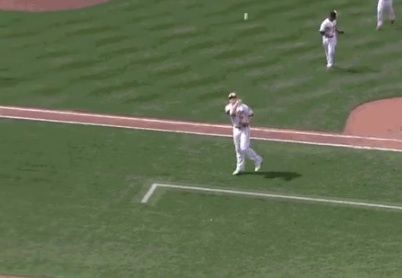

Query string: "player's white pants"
[322, 37, 337, 68]
[233, 127, 262, 171]
[377, 0, 395, 28]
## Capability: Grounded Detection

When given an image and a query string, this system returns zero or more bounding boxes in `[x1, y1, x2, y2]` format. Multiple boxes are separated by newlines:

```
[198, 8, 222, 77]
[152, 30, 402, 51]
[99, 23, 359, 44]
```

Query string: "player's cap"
[228, 92, 237, 99]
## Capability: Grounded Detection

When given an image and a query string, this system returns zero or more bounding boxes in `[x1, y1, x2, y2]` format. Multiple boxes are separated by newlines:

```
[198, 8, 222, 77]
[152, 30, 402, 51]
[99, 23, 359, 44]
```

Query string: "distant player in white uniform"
[225, 92, 263, 175]
[377, 0, 396, 30]
[319, 10, 344, 69]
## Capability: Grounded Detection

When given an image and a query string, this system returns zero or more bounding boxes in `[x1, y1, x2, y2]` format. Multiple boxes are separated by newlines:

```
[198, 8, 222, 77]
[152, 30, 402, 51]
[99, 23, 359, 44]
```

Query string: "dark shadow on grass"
[241, 171, 301, 181]
[333, 65, 378, 74]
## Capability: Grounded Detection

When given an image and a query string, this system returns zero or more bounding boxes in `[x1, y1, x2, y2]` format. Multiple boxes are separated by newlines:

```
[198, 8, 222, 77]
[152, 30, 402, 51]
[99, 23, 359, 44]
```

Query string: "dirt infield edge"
[344, 97, 402, 139]
[0, 0, 110, 12]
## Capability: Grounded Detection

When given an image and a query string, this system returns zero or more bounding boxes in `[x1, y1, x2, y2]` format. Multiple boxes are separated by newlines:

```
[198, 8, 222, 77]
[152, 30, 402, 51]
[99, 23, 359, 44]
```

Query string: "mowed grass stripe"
[78, 0, 313, 102]
[0, 0, 402, 130]
[2, 121, 402, 277]
[84, 0, 392, 102]
[94, 34, 132, 48]
[238, 0, 401, 122]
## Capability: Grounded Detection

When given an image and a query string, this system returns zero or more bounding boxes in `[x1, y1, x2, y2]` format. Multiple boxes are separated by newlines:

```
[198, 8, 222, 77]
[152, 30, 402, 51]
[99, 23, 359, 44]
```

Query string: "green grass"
[0, 0, 401, 131]
[1, 0, 402, 277]
[1, 120, 402, 277]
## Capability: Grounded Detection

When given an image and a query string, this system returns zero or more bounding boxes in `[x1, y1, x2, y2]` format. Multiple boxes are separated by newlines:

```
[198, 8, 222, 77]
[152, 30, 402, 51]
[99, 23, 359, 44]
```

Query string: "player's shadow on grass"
[334, 65, 378, 74]
[242, 171, 301, 181]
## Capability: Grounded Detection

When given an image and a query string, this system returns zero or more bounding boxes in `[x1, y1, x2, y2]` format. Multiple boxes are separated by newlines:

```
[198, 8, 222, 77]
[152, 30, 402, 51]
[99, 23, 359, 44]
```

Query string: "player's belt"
[234, 124, 249, 129]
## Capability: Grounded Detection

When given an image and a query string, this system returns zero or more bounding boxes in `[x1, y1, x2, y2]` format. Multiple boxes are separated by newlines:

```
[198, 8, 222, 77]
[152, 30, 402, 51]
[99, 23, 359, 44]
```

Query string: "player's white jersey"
[225, 103, 253, 128]
[319, 18, 337, 39]
[378, 0, 394, 8]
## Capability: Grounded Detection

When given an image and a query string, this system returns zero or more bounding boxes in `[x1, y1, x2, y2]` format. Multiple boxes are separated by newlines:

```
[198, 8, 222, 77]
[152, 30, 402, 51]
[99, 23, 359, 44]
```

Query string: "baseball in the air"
[244, 13, 248, 20]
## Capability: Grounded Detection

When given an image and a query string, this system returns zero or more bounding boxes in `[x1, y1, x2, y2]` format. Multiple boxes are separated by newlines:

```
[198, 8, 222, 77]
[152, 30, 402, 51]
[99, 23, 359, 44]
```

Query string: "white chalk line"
[0, 105, 232, 129]
[2, 114, 402, 153]
[0, 115, 233, 139]
[1, 105, 402, 143]
[141, 183, 402, 212]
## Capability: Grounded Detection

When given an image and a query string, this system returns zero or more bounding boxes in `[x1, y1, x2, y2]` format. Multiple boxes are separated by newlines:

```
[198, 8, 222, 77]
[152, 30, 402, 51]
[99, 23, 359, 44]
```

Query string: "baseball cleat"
[254, 159, 263, 172]
[232, 169, 243, 176]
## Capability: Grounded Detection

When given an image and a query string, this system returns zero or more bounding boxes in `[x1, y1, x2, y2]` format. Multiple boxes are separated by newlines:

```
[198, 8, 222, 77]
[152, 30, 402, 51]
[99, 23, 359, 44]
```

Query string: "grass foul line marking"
[141, 183, 402, 211]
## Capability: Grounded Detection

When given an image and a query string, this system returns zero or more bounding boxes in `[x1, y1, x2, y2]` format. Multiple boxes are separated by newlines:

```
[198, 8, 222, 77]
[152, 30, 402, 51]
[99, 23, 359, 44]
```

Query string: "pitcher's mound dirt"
[0, 0, 109, 12]
[344, 97, 402, 139]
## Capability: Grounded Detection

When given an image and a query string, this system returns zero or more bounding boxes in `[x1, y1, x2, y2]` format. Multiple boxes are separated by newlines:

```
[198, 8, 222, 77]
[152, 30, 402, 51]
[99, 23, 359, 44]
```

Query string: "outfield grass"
[0, 0, 401, 131]
[1, 120, 402, 277]
[1, 0, 402, 277]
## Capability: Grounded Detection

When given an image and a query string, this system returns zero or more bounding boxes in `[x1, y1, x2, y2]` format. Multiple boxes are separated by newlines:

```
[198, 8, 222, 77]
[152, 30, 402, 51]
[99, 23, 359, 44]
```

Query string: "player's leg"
[377, 0, 385, 29]
[389, 1, 396, 23]
[323, 39, 330, 68]
[241, 128, 263, 171]
[246, 147, 263, 172]
[327, 40, 336, 68]
[233, 128, 245, 175]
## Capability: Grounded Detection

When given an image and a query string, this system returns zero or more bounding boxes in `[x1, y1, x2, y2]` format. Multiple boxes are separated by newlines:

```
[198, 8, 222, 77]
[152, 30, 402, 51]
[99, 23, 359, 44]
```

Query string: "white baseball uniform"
[377, 0, 395, 28]
[225, 101, 262, 173]
[319, 18, 337, 68]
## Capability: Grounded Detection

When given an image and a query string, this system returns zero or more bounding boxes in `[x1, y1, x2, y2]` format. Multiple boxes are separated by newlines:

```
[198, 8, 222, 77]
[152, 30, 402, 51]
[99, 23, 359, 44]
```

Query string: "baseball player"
[377, 0, 396, 30]
[225, 92, 263, 175]
[319, 10, 344, 69]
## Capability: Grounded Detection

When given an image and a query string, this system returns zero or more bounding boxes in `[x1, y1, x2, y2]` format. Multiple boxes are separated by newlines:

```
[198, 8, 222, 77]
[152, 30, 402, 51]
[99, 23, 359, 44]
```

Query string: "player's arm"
[245, 106, 254, 121]
[225, 103, 236, 115]
[319, 30, 334, 38]
[336, 28, 344, 34]
[248, 107, 254, 118]
[319, 26, 333, 38]
[229, 100, 242, 116]
[225, 104, 237, 116]
[239, 107, 253, 127]
[225, 105, 230, 115]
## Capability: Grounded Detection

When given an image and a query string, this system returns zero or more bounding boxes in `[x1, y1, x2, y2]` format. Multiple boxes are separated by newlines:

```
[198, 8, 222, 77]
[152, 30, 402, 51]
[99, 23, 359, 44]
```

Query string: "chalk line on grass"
[141, 183, 402, 212]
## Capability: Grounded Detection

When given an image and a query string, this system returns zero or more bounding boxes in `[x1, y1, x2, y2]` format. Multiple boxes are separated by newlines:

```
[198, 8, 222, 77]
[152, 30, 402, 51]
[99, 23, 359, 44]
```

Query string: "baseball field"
[1, 0, 402, 277]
